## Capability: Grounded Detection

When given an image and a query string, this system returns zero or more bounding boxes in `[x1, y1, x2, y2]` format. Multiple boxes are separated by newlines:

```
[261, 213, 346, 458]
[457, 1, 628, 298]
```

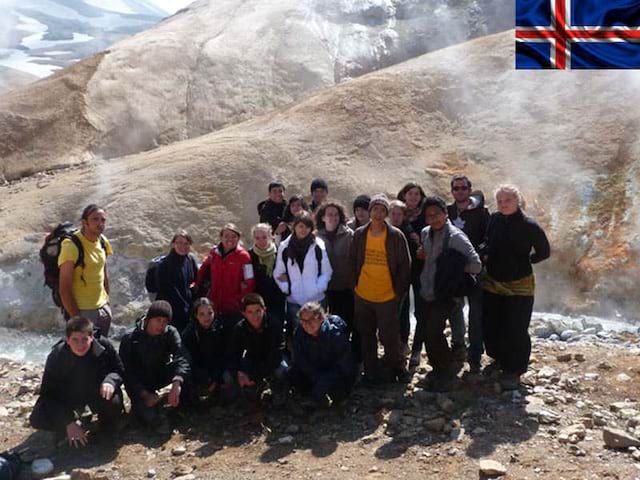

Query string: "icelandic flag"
[516, 0, 640, 69]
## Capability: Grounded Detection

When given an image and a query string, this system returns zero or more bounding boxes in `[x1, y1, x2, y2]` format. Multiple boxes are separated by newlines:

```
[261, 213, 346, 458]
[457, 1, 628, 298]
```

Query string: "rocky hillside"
[0, 0, 512, 181]
[0, 67, 37, 96]
[2, 30, 640, 328]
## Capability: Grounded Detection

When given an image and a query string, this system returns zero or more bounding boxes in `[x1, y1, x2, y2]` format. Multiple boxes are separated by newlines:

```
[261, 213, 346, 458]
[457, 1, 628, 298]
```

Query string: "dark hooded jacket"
[485, 209, 551, 283]
[447, 191, 490, 251]
[249, 248, 286, 312]
[181, 319, 225, 386]
[36, 337, 123, 425]
[226, 314, 285, 380]
[147, 250, 198, 332]
[258, 199, 287, 232]
[119, 317, 191, 399]
[292, 315, 356, 396]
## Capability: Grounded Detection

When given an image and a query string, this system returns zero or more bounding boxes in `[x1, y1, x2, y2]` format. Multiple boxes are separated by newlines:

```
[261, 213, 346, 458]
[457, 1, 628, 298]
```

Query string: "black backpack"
[281, 244, 323, 296]
[39, 222, 107, 308]
[433, 230, 477, 300]
[144, 254, 166, 301]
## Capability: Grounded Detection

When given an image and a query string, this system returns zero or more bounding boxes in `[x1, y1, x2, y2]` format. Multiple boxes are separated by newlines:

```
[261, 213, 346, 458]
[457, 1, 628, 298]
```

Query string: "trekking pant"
[354, 294, 402, 376]
[65, 304, 112, 337]
[398, 292, 410, 346]
[421, 298, 456, 375]
[449, 285, 485, 364]
[30, 388, 124, 432]
[448, 300, 466, 348]
[482, 291, 534, 375]
[288, 367, 355, 403]
[326, 289, 360, 361]
[409, 280, 426, 356]
[126, 365, 193, 426]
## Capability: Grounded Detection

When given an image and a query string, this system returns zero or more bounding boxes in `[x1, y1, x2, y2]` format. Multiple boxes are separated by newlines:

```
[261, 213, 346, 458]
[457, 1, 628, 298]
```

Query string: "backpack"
[433, 230, 477, 300]
[39, 223, 107, 308]
[281, 244, 323, 296]
[144, 254, 166, 301]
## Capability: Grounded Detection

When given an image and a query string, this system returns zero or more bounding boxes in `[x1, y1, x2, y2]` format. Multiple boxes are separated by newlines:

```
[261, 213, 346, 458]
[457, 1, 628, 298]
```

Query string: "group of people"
[30, 175, 551, 447]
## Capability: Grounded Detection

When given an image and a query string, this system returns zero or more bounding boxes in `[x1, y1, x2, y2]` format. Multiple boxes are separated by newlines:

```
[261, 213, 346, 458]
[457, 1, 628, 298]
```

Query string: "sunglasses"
[452, 186, 469, 191]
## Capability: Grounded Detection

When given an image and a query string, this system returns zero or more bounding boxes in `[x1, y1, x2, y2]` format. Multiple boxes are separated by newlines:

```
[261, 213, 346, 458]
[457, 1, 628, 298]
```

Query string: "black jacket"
[37, 337, 124, 425]
[258, 199, 287, 232]
[485, 209, 551, 282]
[181, 320, 225, 386]
[226, 314, 285, 380]
[447, 192, 490, 251]
[292, 315, 356, 395]
[119, 317, 191, 399]
[249, 249, 286, 311]
[147, 250, 198, 332]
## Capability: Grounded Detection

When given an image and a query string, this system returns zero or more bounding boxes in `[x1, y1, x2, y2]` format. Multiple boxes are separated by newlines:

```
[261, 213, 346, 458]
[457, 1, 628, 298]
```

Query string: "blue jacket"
[292, 315, 356, 394]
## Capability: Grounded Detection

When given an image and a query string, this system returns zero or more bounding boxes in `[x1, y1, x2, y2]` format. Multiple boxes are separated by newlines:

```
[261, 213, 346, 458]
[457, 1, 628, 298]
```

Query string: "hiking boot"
[452, 343, 467, 362]
[422, 372, 456, 393]
[468, 360, 481, 375]
[408, 351, 421, 368]
[499, 373, 521, 391]
[391, 368, 411, 384]
[482, 361, 502, 378]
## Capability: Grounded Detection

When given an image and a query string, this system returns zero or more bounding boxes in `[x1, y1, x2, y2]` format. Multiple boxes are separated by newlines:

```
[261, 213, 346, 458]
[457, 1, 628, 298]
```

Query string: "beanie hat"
[146, 300, 173, 321]
[310, 178, 328, 193]
[369, 193, 390, 213]
[352, 194, 371, 213]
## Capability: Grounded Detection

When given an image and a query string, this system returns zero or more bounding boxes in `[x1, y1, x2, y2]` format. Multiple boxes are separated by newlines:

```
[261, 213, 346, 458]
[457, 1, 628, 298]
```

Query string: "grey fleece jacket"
[419, 220, 482, 301]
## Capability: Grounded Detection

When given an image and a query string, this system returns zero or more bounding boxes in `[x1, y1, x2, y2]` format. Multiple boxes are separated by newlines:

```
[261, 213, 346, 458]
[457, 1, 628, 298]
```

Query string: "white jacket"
[273, 236, 333, 306]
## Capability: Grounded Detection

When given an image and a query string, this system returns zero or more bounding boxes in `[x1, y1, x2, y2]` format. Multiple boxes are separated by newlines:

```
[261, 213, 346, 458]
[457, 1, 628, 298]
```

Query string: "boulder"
[602, 427, 640, 449]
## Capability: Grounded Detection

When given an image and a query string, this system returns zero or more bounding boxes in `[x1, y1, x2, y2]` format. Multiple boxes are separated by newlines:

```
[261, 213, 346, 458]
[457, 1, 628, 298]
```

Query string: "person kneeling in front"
[30, 316, 124, 448]
[289, 302, 357, 408]
[119, 301, 191, 426]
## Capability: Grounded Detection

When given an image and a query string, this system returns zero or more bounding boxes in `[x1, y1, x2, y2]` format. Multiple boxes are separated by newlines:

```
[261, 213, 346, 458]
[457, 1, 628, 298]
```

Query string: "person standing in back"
[58, 204, 113, 336]
[352, 193, 411, 384]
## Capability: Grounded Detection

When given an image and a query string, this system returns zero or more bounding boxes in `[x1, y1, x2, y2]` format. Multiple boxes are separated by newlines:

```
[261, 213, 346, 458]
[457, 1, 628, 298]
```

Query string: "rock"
[558, 424, 586, 444]
[616, 373, 632, 382]
[174, 475, 196, 480]
[32, 458, 55, 477]
[533, 325, 554, 339]
[556, 353, 573, 362]
[424, 417, 446, 432]
[618, 408, 639, 419]
[584, 373, 600, 381]
[360, 433, 380, 444]
[536, 366, 557, 379]
[42, 476, 71, 480]
[574, 353, 586, 362]
[633, 450, 640, 461]
[436, 395, 455, 414]
[560, 330, 577, 341]
[568, 445, 586, 456]
[597, 361, 613, 370]
[278, 435, 294, 445]
[70, 469, 92, 480]
[146, 469, 156, 478]
[610, 401, 637, 412]
[0, 406, 8, 417]
[593, 412, 607, 427]
[602, 427, 640, 449]
[581, 417, 594, 429]
[173, 465, 194, 476]
[478, 459, 507, 477]
[538, 409, 561, 425]
[171, 445, 187, 456]
[285, 424, 300, 434]
[369, 466, 379, 473]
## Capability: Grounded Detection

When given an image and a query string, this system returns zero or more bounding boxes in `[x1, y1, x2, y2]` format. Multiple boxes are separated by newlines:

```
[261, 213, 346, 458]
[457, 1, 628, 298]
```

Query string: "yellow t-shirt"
[355, 229, 395, 303]
[58, 231, 113, 310]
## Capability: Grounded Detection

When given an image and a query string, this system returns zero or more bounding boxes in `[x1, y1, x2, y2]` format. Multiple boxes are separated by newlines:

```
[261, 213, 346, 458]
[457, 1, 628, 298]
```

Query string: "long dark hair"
[315, 201, 347, 230]
[397, 182, 427, 204]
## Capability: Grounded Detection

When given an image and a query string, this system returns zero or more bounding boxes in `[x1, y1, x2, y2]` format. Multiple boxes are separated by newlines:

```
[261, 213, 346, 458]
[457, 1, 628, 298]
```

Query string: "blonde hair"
[251, 223, 273, 241]
[298, 301, 325, 319]
[389, 199, 407, 214]
[495, 184, 526, 210]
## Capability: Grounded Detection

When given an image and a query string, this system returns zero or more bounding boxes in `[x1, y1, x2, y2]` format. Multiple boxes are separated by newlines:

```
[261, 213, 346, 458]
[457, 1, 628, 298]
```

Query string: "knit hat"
[310, 178, 328, 193]
[146, 300, 173, 321]
[352, 194, 371, 213]
[369, 193, 390, 213]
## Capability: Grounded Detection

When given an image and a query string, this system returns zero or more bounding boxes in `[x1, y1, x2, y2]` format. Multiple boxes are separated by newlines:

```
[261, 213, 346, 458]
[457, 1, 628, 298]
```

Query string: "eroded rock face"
[2, 31, 640, 329]
[0, 0, 512, 181]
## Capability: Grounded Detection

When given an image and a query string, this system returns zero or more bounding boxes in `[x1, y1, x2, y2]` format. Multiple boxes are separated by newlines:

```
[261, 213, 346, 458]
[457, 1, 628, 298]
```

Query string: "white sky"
[149, 0, 193, 14]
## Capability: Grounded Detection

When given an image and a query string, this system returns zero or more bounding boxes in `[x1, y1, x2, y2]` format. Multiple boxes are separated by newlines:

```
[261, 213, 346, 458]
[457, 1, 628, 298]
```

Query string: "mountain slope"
[1, 30, 639, 327]
[0, 0, 512, 181]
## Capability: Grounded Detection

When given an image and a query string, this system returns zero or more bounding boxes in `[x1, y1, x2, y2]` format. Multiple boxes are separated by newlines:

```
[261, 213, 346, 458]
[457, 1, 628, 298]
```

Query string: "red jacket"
[195, 245, 255, 315]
